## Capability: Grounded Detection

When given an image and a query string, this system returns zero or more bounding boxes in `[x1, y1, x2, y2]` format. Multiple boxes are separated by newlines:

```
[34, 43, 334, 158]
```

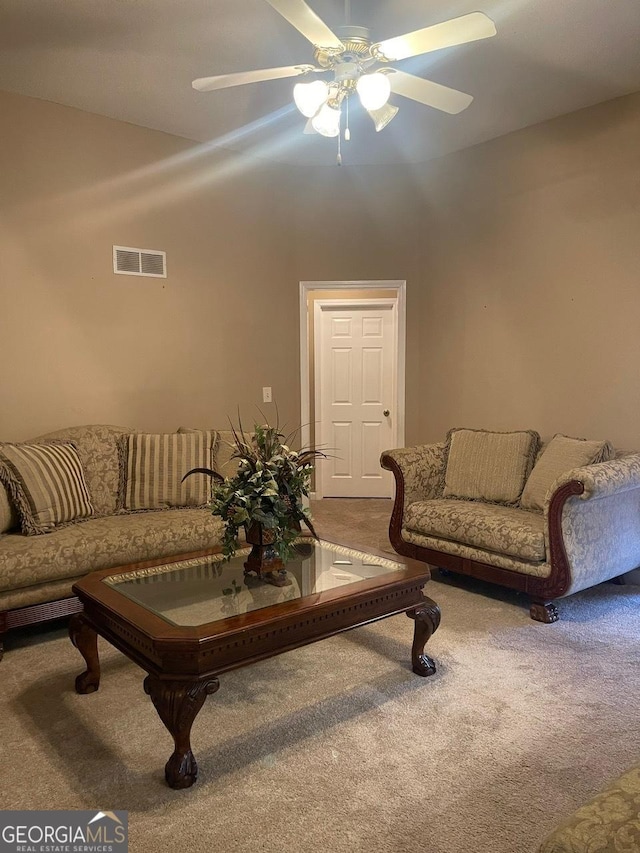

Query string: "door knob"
[383, 409, 390, 417]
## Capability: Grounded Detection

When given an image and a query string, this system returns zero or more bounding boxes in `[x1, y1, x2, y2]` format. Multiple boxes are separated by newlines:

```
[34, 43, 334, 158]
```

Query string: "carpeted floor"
[2, 498, 640, 853]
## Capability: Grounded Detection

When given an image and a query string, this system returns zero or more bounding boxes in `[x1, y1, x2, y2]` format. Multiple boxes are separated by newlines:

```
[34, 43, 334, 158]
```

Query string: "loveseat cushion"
[0, 442, 94, 534]
[404, 499, 546, 562]
[442, 428, 539, 505]
[521, 434, 616, 512]
[0, 509, 225, 594]
[32, 425, 133, 517]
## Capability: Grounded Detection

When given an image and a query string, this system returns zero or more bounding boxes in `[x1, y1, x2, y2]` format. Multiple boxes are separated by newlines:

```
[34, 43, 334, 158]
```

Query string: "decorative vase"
[243, 522, 291, 587]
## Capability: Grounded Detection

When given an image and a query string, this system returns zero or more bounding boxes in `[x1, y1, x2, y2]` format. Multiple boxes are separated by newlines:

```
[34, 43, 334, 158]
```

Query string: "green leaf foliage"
[205, 418, 325, 563]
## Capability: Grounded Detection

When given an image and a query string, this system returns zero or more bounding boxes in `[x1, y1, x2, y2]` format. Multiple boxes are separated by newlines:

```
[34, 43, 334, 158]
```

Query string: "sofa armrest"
[550, 454, 640, 502]
[381, 443, 446, 557]
[543, 454, 640, 597]
[381, 443, 446, 507]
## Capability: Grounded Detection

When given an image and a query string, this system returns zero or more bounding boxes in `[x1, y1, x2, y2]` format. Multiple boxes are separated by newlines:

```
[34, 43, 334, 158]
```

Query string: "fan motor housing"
[315, 25, 372, 67]
[337, 25, 371, 50]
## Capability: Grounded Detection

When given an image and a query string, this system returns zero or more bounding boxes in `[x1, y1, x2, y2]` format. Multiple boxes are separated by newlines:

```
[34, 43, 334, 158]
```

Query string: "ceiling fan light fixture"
[356, 72, 391, 111]
[293, 79, 329, 117]
[367, 102, 399, 132]
[193, 3, 498, 148]
[311, 102, 341, 137]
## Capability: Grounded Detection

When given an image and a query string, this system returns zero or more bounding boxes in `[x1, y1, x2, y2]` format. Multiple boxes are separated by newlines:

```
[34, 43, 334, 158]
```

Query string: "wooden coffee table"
[70, 537, 440, 789]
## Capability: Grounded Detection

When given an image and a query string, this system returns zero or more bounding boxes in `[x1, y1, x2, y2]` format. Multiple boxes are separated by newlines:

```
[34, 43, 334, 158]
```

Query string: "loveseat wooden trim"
[381, 452, 585, 623]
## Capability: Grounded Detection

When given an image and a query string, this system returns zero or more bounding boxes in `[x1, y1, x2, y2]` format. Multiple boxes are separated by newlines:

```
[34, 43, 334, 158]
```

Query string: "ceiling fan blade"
[387, 69, 473, 114]
[192, 64, 318, 92]
[264, 0, 344, 50]
[374, 12, 496, 62]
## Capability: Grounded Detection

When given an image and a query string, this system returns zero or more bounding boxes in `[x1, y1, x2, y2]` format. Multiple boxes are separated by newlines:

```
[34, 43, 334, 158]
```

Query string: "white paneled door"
[315, 300, 397, 498]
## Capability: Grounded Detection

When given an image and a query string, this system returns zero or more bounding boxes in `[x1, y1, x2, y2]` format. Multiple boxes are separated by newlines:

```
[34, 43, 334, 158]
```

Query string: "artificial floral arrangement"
[184, 416, 324, 564]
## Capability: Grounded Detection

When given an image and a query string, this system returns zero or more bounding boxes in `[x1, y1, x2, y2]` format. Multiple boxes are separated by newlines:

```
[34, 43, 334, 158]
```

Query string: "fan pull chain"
[344, 97, 351, 141]
[337, 124, 342, 165]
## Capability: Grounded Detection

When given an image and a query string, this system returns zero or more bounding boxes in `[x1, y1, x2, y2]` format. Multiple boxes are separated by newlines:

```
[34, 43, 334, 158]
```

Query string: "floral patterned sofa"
[381, 428, 640, 622]
[0, 424, 233, 658]
[538, 765, 640, 852]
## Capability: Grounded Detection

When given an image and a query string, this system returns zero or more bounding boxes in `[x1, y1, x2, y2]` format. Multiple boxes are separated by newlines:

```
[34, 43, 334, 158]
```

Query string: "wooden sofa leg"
[530, 599, 559, 623]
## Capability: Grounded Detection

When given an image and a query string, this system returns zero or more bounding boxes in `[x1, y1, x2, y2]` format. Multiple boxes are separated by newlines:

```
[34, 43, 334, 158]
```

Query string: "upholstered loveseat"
[538, 765, 640, 852]
[381, 428, 640, 622]
[0, 424, 236, 658]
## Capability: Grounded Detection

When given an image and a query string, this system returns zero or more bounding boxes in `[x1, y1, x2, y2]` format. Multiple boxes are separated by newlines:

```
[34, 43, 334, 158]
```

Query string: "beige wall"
[0, 90, 296, 440]
[288, 168, 427, 445]
[2, 88, 639, 450]
[288, 92, 640, 448]
[410, 92, 640, 448]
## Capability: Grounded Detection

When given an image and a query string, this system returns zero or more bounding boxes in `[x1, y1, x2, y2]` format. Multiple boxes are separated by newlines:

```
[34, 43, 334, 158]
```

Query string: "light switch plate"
[262, 386, 272, 403]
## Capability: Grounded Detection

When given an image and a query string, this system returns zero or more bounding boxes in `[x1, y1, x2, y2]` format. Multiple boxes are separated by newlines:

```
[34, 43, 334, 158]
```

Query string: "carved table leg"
[144, 675, 220, 789]
[69, 613, 100, 693]
[407, 598, 441, 676]
[529, 599, 559, 623]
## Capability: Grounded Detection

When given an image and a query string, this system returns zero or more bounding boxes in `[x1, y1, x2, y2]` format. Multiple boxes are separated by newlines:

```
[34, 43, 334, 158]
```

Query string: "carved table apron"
[70, 542, 440, 789]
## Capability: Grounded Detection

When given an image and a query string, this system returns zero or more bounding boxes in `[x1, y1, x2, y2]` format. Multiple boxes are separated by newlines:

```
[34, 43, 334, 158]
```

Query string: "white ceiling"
[1, 0, 639, 166]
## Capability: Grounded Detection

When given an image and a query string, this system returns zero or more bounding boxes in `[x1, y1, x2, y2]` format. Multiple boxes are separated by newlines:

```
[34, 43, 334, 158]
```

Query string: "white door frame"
[299, 280, 406, 498]
[314, 297, 398, 499]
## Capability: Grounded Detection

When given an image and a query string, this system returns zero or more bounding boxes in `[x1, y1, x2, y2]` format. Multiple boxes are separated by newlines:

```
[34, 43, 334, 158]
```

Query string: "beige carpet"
[2, 498, 640, 853]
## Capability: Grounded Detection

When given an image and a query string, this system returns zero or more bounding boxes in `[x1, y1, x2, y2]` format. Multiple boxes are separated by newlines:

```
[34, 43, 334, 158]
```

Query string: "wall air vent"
[113, 246, 167, 278]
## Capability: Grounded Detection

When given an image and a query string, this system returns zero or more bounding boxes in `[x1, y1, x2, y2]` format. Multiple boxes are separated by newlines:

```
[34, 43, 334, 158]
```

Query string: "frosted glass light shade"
[356, 73, 391, 110]
[293, 80, 329, 118]
[311, 102, 341, 137]
[367, 103, 399, 132]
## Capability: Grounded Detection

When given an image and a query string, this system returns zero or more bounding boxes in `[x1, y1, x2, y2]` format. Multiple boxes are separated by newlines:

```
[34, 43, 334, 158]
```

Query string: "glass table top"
[102, 539, 406, 627]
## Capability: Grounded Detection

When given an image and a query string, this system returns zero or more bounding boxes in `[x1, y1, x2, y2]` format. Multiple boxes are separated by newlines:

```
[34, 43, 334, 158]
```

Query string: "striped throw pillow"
[118, 431, 218, 511]
[442, 428, 540, 505]
[178, 427, 246, 480]
[0, 441, 94, 535]
[520, 434, 615, 511]
[0, 478, 19, 534]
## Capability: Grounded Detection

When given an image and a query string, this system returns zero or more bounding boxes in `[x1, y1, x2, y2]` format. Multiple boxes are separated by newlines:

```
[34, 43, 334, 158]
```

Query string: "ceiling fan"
[192, 0, 496, 147]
